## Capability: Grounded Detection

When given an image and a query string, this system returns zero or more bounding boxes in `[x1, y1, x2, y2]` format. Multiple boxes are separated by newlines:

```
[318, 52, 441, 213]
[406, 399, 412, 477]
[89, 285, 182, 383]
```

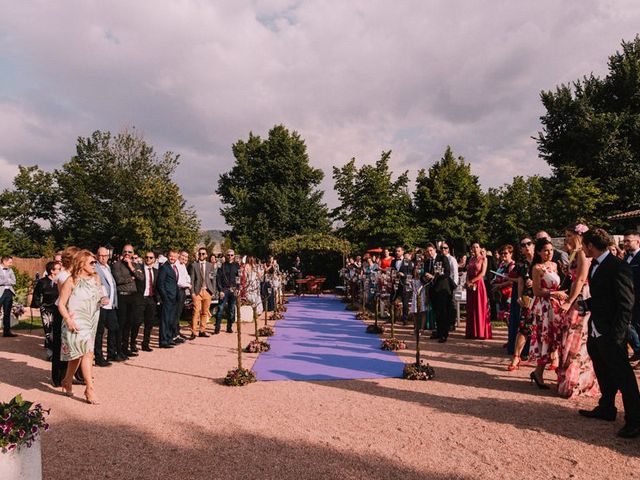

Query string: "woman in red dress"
[465, 243, 492, 339]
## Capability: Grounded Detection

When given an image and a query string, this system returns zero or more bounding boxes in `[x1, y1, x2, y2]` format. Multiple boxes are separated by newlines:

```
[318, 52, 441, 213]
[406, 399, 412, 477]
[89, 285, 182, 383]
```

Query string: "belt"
[118, 292, 134, 296]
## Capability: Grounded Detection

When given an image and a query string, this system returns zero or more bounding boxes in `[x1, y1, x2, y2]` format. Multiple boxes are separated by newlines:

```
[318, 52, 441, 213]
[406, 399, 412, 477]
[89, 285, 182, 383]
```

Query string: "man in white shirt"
[95, 247, 121, 364]
[0, 255, 17, 338]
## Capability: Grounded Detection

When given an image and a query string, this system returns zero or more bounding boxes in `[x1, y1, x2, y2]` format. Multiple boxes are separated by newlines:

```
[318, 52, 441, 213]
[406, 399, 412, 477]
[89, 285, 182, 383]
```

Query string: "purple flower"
[31, 425, 39, 434]
[43, 423, 50, 431]
[7, 443, 17, 452]
[18, 429, 26, 439]
[2, 412, 10, 421]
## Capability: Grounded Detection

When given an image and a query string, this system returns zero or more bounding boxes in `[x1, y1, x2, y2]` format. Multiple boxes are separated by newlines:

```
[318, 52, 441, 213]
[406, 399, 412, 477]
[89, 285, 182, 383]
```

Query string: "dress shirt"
[446, 254, 459, 287]
[589, 250, 610, 338]
[177, 262, 191, 289]
[394, 259, 403, 271]
[627, 249, 640, 264]
[144, 266, 154, 296]
[97, 264, 117, 309]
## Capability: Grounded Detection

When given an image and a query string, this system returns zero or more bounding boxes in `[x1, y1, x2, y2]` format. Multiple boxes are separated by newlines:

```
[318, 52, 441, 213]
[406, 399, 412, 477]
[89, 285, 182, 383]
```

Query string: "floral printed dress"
[529, 266, 561, 366]
[61, 277, 102, 361]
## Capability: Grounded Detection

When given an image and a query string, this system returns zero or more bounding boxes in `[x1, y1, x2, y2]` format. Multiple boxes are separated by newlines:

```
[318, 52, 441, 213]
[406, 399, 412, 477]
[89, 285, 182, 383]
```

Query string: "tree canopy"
[217, 125, 330, 257]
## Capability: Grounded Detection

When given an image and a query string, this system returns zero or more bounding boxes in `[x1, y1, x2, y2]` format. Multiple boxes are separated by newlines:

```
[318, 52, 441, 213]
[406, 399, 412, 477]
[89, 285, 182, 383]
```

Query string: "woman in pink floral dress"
[529, 238, 567, 389]
[557, 224, 599, 398]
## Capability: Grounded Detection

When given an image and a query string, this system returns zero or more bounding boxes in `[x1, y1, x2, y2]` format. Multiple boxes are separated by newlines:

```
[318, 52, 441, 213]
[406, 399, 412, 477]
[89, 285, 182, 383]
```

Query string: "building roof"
[608, 209, 640, 221]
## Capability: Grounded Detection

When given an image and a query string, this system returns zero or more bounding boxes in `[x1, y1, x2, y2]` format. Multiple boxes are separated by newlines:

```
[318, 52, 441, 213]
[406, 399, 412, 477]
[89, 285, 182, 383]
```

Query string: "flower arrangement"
[258, 326, 275, 337]
[11, 303, 25, 320]
[380, 338, 406, 351]
[0, 394, 49, 453]
[355, 311, 372, 320]
[244, 340, 271, 353]
[366, 324, 385, 334]
[403, 362, 435, 381]
[574, 223, 589, 235]
[223, 367, 257, 387]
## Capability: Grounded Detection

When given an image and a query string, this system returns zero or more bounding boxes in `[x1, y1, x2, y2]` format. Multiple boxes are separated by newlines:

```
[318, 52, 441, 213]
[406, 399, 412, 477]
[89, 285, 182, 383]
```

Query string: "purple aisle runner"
[253, 295, 405, 381]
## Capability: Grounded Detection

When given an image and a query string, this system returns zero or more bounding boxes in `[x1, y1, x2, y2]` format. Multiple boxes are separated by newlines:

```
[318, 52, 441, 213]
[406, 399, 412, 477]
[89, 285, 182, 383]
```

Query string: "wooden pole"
[253, 305, 259, 341]
[236, 291, 242, 370]
[415, 286, 423, 367]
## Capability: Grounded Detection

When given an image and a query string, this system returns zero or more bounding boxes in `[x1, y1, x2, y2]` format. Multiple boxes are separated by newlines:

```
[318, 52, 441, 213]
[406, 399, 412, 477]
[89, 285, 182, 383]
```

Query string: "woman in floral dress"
[243, 257, 264, 316]
[491, 244, 516, 324]
[528, 238, 568, 389]
[557, 224, 599, 398]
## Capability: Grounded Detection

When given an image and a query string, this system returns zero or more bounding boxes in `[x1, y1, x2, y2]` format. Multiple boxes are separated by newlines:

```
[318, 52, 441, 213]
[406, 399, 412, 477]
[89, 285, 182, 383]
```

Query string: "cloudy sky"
[2, 1, 639, 229]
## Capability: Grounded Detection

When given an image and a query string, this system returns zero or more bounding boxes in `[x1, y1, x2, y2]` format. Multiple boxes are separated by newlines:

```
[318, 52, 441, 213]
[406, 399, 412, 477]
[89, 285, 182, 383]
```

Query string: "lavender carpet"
[253, 296, 405, 381]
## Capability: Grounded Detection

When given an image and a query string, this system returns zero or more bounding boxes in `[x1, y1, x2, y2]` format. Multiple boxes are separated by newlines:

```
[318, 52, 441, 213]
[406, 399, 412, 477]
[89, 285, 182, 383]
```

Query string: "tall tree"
[537, 36, 640, 216]
[217, 125, 330, 257]
[332, 151, 416, 250]
[56, 129, 199, 251]
[414, 146, 487, 246]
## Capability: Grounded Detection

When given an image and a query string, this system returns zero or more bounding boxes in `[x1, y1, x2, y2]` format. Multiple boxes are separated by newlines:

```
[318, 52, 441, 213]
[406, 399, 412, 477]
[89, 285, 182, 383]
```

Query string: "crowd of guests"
[343, 225, 640, 438]
[0, 246, 283, 405]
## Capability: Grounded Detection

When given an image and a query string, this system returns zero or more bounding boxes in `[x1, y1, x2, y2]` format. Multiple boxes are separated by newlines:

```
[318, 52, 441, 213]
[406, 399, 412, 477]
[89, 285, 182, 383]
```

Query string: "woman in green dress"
[58, 249, 109, 404]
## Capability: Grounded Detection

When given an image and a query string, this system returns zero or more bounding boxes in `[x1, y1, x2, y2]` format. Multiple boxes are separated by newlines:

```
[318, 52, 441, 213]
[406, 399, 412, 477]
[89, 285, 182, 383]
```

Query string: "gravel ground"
[1, 306, 639, 479]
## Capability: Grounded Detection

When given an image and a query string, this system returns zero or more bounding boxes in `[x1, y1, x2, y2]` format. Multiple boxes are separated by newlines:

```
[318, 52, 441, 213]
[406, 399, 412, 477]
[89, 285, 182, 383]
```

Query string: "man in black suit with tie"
[424, 243, 453, 342]
[132, 251, 158, 352]
[390, 246, 414, 326]
[157, 250, 179, 348]
[623, 231, 640, 363]
[580, 228, 640, 438]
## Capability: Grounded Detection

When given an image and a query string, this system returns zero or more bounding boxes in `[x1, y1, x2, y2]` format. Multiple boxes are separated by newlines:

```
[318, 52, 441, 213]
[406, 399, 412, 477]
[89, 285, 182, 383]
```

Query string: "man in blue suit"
[157, 250, 179, 348]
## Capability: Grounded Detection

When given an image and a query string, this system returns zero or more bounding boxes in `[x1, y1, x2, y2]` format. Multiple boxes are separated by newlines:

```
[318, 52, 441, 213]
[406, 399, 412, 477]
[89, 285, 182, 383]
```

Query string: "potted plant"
[0, 394, 50, 480]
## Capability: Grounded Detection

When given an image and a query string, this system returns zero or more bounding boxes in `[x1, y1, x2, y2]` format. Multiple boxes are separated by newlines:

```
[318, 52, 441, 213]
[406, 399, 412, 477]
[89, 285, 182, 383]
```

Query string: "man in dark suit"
[132, 251, 158, 352]
[390, 246, 414, 326]
[580, 228, 640, 438]
[188, 247, 218, 339]
[157, 250, 179, 348]
[623, 231, 640, 363]
[111, 244, 144, 357]
[215, 249, 240, 334]
[424, 243, 452, 342]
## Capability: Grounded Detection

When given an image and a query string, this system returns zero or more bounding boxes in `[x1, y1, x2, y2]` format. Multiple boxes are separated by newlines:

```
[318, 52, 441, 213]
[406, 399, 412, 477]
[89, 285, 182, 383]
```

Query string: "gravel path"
[1, 301, 639, 479]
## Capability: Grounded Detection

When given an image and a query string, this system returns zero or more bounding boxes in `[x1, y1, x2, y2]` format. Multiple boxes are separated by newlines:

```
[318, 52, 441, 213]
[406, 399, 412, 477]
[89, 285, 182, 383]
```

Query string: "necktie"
[590, 259, 599, 279]
[148, 268, 154, 296]
[201, 262, 206, 284]
[172, 264, 178, 280]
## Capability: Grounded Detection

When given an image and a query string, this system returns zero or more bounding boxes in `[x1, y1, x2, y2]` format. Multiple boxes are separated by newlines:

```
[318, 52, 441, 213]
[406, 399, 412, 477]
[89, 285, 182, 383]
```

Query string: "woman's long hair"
[71, 249, 97, 281]
[531, 238, 552, 269]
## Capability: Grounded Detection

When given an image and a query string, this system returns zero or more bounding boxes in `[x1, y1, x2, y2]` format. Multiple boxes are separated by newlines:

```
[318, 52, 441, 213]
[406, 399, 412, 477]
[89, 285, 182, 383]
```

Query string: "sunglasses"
[520, 241, 532, 247]
[228, 254, 235, 257]
[441, 246, 449, 250]
[198, 252, 207, 256]
[89, 261, 97, 266]
[145, 256, 155, 260]
[123, 250, 133, 254]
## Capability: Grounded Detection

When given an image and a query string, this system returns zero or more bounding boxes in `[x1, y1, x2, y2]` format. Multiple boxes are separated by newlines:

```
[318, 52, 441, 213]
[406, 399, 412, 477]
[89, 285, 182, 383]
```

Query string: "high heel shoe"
[507, 356, 520, 371]
[529, 371, 550, 390]
[61, 380, 74, 397]
[84, 388, 100, 405]
[546, 364, 558, 372]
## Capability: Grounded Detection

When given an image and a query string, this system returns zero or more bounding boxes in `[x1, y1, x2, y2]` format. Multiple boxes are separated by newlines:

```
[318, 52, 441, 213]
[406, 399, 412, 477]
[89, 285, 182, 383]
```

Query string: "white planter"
[0, 436, 42, 480]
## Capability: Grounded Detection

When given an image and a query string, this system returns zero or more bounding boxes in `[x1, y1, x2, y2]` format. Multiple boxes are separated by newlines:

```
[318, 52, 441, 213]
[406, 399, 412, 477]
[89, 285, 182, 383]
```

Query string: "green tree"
[0, 165, 57, 256]
[332, 151, 416, 250]
[217, 125, 330, 257]
[414, 146, 487, 246]
[56, 129, 199, 251]
[537, 36, 640, 216]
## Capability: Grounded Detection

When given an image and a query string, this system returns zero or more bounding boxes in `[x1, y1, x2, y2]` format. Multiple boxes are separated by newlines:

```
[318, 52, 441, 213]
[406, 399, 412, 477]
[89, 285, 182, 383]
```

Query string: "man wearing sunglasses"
[215, 249, 240, 334]
[132, 251, 159, 352]
[111, 244, 145, 357]
[188, 247, 217, 339]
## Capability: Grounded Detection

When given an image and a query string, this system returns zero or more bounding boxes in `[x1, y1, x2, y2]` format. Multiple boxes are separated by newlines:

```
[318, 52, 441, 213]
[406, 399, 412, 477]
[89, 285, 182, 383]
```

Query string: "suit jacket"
[188, 261, 217, 295]
[217, 262, 240, 292]
[587, 252, 635, 344]
[391, 258, 414, 287]
[136, 265, 159, 301]
[111, 260, 144, 294]
[627, 251, 640, 321]
[157, 262, 178, 303]
[424, 254, 452, 294]
[96, 263, 118, 308]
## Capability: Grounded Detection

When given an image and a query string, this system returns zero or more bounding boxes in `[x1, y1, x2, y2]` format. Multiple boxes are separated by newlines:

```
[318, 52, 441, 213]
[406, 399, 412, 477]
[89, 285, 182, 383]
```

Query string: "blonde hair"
[61, 246, 80, 269]
[71, 249, 97, 280]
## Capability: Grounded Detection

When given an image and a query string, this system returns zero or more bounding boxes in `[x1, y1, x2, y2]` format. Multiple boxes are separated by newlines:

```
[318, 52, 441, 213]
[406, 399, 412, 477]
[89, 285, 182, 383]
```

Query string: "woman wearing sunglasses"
[58, 249, 109, 404]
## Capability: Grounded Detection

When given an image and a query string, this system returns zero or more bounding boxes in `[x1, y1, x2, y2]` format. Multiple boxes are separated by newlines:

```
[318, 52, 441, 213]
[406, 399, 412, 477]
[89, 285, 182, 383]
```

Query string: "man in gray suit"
[0, 255, 17, 338]
[188, 247, 218, 339]
[95, 247, 121, 363]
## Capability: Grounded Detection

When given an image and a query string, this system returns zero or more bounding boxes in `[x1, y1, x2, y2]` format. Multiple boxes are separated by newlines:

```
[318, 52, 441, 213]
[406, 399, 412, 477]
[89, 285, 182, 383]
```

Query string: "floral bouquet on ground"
[355, 311, 372, 320]
[366, 324, 385, 334]
[258, 326, 275, 337]
[11, 304, 25, 320]
[0, 394, 50, 453]
[223, 368, 257, 387]
[272, 312, 284, 320]
[244, 340, 271, 353]
[380, 338, 406, 351]
[403, 362, 435, 381]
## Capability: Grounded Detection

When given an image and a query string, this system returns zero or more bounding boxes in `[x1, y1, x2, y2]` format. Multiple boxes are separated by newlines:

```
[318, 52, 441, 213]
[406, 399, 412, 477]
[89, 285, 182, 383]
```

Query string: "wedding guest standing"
[215, 250, 240, 334]
[0, 255, 17, 338]
[507, 237, 534, 368]
[491, 245, 516, 324]
[173, 250, 192, 344]
[111, 245, 144, 357]
[528, 238, 567, 389]
[58, 250, 108, 404]
[465, 243, 492, 340]
[579, 228, 640, 438]
[622, 231, 640, 363]
[95, 247, 121, 364]
[391, 247, 414, 326]
[557, 224, 598, 398]
[424, 243, 452, 342]
[188, 247, 216, 339]
[133, 251, 158, 352]
[157, 250, 179, 348]
[31, 261, 61, 359]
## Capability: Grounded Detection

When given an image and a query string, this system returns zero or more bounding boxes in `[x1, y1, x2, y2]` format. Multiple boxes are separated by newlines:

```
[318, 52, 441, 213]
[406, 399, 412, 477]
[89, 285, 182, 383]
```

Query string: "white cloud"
[1, 0, 639, 228]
